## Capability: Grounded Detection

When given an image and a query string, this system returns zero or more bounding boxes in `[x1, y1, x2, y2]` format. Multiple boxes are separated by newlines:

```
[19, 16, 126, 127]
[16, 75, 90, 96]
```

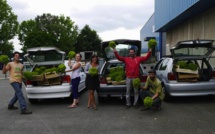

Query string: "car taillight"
[26, 80, 32, 85]
[100, 76, 107, 84]
[212, 71, 215, 78]
[63, 75, 71, 83]
[168, 72, 176, 80]
[140, 75, 147, 82]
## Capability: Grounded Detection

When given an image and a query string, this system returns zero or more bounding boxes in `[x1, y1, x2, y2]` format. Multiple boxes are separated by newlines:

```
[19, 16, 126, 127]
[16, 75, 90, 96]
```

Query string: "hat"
[148, 69, 156, 74]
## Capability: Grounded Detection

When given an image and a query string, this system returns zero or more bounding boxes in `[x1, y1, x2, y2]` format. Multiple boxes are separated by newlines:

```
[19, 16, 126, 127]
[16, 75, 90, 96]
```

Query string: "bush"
[68, 51, 76, 59]
[0, 55, 10, 64]
[143, 97, 153, 107]
[148, 39, 157, 49]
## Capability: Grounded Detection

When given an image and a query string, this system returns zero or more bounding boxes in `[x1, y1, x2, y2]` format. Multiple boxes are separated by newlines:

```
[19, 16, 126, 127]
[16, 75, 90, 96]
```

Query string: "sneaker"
[126, 105, 131, 109]
[21, 109, 32, 115]
[141, 106, 150, 111]
[8, 105, 18, 110]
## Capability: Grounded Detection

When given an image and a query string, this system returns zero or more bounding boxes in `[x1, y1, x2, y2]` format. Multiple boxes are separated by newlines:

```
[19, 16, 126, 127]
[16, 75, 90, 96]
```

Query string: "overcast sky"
[7, 0, 154, 52]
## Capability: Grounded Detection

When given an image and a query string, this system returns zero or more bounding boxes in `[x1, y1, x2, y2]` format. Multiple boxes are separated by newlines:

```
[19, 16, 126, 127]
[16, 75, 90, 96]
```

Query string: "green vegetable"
[143, 97, 153, 107]
[148, 39, 157, 49]
[132, 78, 141, 89]
[0, 55, 10, 64]
[187, 63, 198, 71]
[68, 51, 76, 59]
[176, 61, 198, 71]
[34, 66, 46, 74]
[89, 67, 98, 76]
[177, 61, 187, 69]
[109, 66, 125, 82]
[58, 64, 66, 73]
[109, 41, 116, 49]
[23, 71, 34, 80]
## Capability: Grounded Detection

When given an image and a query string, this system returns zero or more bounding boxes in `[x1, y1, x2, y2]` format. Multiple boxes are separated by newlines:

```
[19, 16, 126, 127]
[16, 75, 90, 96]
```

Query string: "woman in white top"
[66, 53, 82, 108]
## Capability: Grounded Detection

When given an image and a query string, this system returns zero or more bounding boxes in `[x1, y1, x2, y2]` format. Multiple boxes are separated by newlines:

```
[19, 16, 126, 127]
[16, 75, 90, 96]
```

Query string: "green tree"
[75, 25, 102, 56]
[0, 0, 19, 55]
[18, 13, 78, 53]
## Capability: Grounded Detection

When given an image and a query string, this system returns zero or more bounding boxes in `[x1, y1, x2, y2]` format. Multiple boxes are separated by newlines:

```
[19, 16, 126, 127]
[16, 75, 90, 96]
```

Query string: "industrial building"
[141, 0, 215, 61]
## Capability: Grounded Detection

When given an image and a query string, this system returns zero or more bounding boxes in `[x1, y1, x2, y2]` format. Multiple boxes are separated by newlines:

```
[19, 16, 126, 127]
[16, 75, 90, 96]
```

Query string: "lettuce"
[89, 67, 98, 76]
[148, 39, 157, 49]
[143, 97, 153, 107]
[0, 55, 9, 64]
[132, 78, 141, 89]
[58, 64, 66, 73]
[68, 51, 76, 59]
[109, 41, 116, 49]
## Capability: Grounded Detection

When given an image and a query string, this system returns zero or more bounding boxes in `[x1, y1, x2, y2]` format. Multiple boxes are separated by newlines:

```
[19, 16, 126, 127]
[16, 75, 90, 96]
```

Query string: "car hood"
[170, 40, 215, 59]
[24, 47, 65, 66]
[101, 39, 141, 61]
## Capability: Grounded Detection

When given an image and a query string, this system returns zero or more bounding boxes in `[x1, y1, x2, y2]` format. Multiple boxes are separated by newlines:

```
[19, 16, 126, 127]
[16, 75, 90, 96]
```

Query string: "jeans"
[126, 78, 139, 106]
[71, 77, 81, 99]
[139, 90, 162, 107]
[9, 82, 27, 111]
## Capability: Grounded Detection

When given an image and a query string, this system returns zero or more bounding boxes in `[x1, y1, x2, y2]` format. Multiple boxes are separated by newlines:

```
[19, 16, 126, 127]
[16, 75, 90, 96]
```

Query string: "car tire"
[163, 86, 172, 102]
[28, 99, 38, 104]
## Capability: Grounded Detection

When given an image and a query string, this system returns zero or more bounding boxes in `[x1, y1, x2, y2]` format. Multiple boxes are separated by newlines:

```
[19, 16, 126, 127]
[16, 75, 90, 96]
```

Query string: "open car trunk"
[172, 58, 214, 82]
[170, 40, 215, 82]
[24, 47, 70, 86]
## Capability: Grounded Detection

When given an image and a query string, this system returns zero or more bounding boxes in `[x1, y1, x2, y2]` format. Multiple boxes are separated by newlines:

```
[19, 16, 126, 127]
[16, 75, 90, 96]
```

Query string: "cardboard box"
[31, 74, 44, 81]
[37, 79, 49, 86]
[44, 71, 59, 79]
[178, 73, 199, 79]
[48, 77, 61, 85]
[175, 65, 198, 74]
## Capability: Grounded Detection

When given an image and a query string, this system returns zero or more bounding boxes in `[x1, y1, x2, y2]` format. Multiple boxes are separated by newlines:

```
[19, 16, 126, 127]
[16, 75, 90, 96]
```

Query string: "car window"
[104, 44, 138, 59]
[159, 59, 169, 70]
[154, 59, 163, 70]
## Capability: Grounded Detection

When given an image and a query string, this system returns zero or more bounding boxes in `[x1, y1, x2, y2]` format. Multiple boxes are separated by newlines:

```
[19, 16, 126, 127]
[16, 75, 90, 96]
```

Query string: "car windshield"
[104, 44, 138, 59]
[173, 47, 210, 57]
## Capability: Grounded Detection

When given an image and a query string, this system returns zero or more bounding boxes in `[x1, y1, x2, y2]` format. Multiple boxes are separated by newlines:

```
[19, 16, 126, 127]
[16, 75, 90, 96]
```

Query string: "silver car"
[98, 39, 148, 103]
[154, 40, 215, 101]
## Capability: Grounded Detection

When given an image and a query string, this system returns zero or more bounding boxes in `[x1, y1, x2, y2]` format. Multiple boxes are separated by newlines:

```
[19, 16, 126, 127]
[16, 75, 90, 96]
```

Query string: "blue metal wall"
[155, 0, 199, 31]
[140, 14, 159, 53]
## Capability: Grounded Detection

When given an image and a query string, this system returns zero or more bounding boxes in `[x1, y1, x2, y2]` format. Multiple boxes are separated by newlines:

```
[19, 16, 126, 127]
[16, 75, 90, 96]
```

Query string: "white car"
[24, 47, 86, 104]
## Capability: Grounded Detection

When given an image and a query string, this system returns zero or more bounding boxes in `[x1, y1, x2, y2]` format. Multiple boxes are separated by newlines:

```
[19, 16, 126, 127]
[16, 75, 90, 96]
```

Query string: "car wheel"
[28, 99, 38, 104]
[98, 96, 105, 104]
[163, 86, 172, 102]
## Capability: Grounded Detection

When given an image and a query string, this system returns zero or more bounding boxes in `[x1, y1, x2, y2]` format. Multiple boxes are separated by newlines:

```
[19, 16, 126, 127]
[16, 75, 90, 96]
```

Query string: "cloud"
[6, 0, 154, 51]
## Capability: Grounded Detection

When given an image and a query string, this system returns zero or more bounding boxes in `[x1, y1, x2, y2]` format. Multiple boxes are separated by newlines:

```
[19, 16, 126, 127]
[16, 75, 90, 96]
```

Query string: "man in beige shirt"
[2, 52, 32, 114]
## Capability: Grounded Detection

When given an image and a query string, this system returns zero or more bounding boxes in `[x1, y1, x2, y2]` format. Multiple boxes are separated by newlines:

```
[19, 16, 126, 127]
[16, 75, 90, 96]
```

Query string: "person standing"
[139, 70, 164, 111]
[2, 52, 32, 114]
[66, 53, 82, 108]
[85, 55, 100, 110]
[113, 48, 152, 109]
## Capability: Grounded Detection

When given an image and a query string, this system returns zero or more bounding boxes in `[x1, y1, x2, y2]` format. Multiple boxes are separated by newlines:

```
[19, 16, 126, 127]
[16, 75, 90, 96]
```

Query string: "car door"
[78, 67, 86, 92]
[154, 58, 172, 81]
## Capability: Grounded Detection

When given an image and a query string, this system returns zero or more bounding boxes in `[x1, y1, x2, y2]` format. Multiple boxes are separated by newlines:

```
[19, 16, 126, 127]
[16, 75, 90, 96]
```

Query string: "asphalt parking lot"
[1, 73, 215, 134]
